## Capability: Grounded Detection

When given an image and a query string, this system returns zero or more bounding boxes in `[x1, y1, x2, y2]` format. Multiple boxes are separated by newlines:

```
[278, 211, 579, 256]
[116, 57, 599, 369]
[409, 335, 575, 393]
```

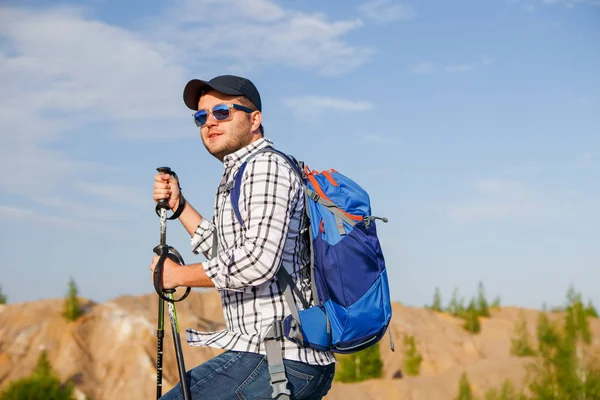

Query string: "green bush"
[491, 295, 501, 309]
[527, 286, 600, 400]
[510, 311, 536, 357]
[483, 379, 527, 400]
[456, 372, 474, 400]
[442, 284, 494, 333]
[477, 282, 490, 318]
[463, 298, 481, 334]
[585, 300, 598, 318]
[447, 288, 466, 318]
[428, 287, 443, 312]
[0, 376, 75, 400]
[62, 278, 82, 322]
[0, 351, 75, 400]
[334, 344, 383, 382]
[403, 334, 423, 376]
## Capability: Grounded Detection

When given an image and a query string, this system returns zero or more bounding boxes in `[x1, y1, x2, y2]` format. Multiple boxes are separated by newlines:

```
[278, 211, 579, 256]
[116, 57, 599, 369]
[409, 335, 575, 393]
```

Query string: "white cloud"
[0, 1, 371, 218]
[283, 96, 373, 116]
[0, 204, 89, 229]
[578, 152, 595, 162]
[450, 202, 540, 222]
[449, 178, 544, 222]
[358, 0, 417, 24]
[75, 182, 149, 209]
[475, 178, 535, 198]
[0, 7, 185, 121]
[512, 0, 600, 12]
[151, 0, 372, 77]
[575, 152, 596, 169]
[542, 0, 593, 6]
[498, 162, 541, 176]
[411, 56, 493, 75]
[360, 134, 393, 144]
[0, 5, 189, 205]
[411, 62, 437, 74]
[577, 96, 595, 107]
[0, 202, 139, 236]
[443, 63, 479, 73]
[0, 205, 37, 221]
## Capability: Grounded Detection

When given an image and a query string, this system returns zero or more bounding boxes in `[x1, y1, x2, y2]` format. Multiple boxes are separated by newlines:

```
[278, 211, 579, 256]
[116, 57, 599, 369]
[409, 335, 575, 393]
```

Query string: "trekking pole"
[153, 166, 192, 400]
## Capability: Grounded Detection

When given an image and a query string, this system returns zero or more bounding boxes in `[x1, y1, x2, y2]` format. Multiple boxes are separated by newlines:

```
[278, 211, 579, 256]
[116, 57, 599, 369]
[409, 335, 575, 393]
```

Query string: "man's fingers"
[154, 173, 171, 182]
[153, 180, 172, 202]
[154, 182, 170, 190]
[153, 193, 170, 201]
[150, 256, 160, 271]
[153, 188, 171, 195]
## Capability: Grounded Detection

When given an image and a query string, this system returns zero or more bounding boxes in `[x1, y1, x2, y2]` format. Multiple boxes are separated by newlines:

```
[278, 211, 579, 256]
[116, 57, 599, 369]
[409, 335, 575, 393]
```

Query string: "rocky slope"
[1, 291, 599, 399]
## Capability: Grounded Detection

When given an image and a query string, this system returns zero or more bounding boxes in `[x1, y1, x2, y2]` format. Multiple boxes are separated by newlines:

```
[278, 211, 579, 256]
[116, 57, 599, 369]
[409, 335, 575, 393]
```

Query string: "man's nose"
[205, 113, 219, 127]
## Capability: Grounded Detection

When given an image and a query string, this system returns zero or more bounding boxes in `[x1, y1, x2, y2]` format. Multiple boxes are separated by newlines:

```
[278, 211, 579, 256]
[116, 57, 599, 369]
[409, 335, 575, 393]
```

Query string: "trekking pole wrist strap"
[168, 194, 186, 220]
[154, 193, 186, 220]
[152, 244, 191, 302]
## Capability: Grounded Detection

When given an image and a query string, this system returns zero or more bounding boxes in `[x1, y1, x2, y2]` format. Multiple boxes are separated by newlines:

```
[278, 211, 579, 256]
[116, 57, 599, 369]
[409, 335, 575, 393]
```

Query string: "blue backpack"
[229, 147, 393, 397]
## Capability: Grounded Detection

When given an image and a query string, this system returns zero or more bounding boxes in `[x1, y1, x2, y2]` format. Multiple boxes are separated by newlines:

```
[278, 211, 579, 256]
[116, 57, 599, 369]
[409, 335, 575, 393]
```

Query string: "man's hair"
[236, 96, 264, 135]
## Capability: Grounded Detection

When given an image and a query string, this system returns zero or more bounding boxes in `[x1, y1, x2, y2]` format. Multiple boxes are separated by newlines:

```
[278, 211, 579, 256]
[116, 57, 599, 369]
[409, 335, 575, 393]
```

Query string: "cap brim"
[183, 79, 244, 110]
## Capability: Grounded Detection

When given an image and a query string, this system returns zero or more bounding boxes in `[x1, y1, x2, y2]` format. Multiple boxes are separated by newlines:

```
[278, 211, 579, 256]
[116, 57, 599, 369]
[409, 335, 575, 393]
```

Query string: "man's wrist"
[174, 196, 186, 212]
[175, 266, 185, 288]
[170, 195, 187, 219]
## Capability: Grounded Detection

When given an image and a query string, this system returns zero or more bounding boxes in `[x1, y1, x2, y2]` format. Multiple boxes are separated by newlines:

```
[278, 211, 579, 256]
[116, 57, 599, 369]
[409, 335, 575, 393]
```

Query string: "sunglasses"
[193, 103, 254, 127]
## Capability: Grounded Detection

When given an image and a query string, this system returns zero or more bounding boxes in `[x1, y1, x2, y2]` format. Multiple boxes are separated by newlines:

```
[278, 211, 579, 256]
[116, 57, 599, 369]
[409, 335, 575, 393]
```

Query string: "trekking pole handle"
[156, 166, 186, 219]
[156, 166, 172, 211]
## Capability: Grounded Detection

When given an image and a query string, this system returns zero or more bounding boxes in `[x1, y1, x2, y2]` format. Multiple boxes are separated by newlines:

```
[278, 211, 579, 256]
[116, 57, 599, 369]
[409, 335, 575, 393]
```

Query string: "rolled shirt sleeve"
[191, 217, 216, 257]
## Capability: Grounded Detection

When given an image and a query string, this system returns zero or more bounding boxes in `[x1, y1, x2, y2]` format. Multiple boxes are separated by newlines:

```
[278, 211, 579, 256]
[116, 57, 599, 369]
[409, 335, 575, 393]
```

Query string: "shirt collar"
[223, 137, 274, 170]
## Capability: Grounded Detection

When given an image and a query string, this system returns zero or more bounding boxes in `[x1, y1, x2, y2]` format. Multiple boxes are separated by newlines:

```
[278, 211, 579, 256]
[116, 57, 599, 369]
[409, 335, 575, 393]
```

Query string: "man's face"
[197, 90, 260, 161]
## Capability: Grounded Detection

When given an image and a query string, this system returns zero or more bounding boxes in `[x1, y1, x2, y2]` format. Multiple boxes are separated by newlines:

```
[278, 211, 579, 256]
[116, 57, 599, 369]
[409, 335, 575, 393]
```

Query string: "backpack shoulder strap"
[229, 149, 307, 400]
[230, 147, 304, 226]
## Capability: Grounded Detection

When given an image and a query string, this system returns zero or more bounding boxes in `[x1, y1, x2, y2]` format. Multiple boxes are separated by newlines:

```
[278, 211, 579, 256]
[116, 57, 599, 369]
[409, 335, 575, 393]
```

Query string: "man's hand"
[153, 173, 181, 211]
[150, 255, 181, 290]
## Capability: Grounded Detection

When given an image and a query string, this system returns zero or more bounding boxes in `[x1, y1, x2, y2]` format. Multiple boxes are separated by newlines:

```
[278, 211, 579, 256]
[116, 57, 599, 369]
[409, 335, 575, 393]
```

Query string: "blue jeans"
[160, 351, 335, 400]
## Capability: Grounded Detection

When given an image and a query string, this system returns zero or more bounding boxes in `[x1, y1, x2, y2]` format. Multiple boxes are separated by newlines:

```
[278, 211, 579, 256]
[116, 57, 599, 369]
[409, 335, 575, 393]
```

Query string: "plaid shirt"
[187, 138, 335, 366]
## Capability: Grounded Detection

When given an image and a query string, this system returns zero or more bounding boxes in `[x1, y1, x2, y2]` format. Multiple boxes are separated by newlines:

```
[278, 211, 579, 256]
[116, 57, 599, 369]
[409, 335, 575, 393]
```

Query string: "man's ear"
[251, 111, 262, 133]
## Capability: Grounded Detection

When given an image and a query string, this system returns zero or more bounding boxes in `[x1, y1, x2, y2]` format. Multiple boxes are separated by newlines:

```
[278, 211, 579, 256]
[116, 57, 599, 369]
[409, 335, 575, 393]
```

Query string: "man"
[150, 75, 336, 400]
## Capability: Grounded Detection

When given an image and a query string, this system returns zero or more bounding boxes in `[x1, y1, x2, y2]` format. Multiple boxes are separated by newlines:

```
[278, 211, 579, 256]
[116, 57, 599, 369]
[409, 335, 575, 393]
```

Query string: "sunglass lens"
[194, 110, 207, 127]
[212, 104, 230, 121]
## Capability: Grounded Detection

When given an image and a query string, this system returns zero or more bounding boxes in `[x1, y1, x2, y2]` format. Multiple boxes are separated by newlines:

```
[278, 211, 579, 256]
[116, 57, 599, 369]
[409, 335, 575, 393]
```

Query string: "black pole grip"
[155, 166, 186, 219]
[152, 244, 191, 303]
[156, 167, 172, 211]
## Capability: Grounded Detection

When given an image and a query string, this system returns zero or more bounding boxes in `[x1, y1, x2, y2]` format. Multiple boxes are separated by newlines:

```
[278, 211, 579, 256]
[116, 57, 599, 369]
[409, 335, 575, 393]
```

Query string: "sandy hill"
[1, 291, 599, 400]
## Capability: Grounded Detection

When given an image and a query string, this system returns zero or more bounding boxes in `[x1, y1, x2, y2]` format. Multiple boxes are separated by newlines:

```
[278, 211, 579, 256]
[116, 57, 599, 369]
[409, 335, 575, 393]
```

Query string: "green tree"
[483, 379, 527, 400]
[528, 287, 600, 399]
[491, 295, 501, 309]
[477, 281, 490, 317]
[563, 287, 595, 398]
[447, 288, 466, 318]
[585, 300, 598, 318]
[0, 286, 6, 304]
[403, 334, 423, 376]
[511, 311, 536, 357]
[0, 350, 75, 400]
[456, 372, 474, 400]
[536, 311, 560, 353]
[62, 277, 82, 322]
[334, 344, 383, 382]
[429, 287, 443, 312]
[33, 350, 53, 378]
[463, 298, 481, 334]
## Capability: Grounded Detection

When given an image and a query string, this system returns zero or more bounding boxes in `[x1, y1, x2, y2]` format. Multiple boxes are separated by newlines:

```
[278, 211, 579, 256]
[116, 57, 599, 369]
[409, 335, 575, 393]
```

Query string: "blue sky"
[0, 0, 598, 310]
